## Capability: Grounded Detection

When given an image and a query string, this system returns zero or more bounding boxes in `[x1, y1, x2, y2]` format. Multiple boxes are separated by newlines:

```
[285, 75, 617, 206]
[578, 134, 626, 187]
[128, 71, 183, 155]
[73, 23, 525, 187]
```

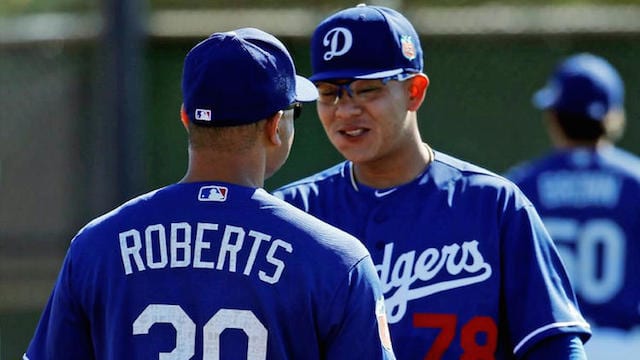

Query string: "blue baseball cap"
[182, 28, 317, 126]
[310, 4, 423, 82]
[532, 53, 624, 121]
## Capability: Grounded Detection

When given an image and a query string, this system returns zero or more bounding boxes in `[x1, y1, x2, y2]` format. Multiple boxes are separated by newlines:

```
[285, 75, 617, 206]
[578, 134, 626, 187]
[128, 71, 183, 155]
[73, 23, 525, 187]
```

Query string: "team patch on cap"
[198, 185, 228, 202]
[376, 296, 393, 351]
[400, 35, 416, 60]
[195, 108, 212, 121]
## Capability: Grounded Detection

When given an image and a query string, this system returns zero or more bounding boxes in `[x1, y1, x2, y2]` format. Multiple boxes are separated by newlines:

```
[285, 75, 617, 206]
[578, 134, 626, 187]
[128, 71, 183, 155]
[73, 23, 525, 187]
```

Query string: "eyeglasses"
[316, 73, 418, 106]
[285, 102, 303, 120]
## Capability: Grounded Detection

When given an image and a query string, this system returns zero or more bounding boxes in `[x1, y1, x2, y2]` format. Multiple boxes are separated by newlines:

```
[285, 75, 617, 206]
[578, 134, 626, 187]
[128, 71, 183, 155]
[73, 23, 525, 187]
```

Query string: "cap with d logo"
[310, 4, 423, 82]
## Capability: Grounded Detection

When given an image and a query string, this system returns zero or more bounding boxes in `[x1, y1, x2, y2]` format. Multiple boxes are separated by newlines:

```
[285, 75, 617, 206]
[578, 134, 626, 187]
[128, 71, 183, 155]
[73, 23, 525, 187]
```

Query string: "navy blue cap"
[533, 53, 624, 121]
[182, 28, 317, 126]
[310, 4, 423, 82]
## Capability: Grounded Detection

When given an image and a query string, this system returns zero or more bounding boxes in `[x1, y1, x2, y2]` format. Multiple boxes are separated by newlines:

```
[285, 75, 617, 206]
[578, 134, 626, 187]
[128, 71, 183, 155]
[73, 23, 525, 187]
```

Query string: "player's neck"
[553, 137, 608, 150]
[352, 142, 433, 189]
[180, 148, 266, 188]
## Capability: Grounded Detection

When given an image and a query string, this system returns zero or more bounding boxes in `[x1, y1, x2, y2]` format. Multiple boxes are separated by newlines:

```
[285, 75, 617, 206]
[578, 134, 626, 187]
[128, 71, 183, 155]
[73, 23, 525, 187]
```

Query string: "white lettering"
[260, 239, 293, 284]
[118, 222, 292, 285]
[244, 231, 271, 276]
[194, 223, 218, 269]
[538, 171, 621, 208]
[119, 229, 145, 275]
[376, 240, 492, 323]
[145, 224, 168, 269]
[217, 225, 244, 272]
[171, 222, 191, 268]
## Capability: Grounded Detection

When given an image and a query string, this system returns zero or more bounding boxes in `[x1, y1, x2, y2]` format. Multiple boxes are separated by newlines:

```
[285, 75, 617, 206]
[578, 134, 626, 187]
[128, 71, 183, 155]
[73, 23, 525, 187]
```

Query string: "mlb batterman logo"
[400, 35, 416, 60]
[198, 185, 228, 202]
[195, 108, 212, 121]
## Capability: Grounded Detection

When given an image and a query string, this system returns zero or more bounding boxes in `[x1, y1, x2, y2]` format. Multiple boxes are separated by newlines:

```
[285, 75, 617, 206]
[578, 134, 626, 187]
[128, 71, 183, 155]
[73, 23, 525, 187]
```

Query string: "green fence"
[145, 35, 640, 191]
[2, 6, 640, 360]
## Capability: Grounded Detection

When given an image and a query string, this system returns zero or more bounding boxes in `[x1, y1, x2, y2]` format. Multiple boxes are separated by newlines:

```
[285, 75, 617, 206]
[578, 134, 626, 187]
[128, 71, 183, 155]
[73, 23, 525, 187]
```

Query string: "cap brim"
[310, 68, 404, 82]
[532, 86, 557, 110]
[295, 75, 319, 102]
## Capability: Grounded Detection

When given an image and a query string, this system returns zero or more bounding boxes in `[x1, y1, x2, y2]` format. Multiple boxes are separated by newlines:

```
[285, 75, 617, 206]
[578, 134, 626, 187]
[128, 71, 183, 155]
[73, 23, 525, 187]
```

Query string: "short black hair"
[555, 111, 606, 141]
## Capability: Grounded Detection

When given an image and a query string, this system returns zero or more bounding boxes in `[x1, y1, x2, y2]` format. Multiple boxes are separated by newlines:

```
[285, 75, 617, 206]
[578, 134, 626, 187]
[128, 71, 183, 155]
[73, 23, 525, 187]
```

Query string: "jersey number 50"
[133, 304, 267, 360]
[544, 217, 626, 304]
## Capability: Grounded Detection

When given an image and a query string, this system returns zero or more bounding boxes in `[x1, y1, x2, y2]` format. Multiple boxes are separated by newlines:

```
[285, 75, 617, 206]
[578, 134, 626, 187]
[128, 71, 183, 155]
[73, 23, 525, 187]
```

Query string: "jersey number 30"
[133, 304, 267, 360]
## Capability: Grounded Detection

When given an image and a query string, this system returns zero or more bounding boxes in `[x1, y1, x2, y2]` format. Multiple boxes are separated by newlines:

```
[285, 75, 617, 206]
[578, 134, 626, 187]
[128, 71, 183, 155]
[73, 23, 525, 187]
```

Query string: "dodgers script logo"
[198, 185, 228, 202]
[377, 240, 492, 323]
[322, 27, 352, 61]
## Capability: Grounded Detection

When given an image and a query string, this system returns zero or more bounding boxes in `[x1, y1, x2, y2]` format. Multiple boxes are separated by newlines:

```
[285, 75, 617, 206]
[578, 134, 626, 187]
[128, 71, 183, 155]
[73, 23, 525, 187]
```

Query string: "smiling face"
[316, 76, 427, 165]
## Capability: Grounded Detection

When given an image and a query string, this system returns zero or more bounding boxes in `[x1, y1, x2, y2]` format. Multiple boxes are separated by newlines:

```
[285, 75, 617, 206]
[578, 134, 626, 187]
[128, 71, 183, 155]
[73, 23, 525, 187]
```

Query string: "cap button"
[356, 3, 367, 7]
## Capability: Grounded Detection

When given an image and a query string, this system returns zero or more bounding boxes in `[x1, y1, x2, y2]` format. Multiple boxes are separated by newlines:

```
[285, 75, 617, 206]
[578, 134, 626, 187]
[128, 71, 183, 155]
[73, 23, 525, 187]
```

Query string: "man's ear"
[408, 74, 429, 111]
[180, 105, 189, 129]
[265, 111, 284, 146]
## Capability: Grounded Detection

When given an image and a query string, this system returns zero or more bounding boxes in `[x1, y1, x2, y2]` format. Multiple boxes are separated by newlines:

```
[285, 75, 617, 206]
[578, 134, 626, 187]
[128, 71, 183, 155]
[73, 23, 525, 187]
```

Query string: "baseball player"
[24, 28, 395, 360]
[506, 53, 640, 359]
[273, 5, 591, 359]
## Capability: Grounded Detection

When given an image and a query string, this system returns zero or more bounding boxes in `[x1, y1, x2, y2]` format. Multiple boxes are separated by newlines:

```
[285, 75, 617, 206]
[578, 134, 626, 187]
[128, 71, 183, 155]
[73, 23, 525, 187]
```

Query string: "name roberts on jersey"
[119, 222, 293, 284]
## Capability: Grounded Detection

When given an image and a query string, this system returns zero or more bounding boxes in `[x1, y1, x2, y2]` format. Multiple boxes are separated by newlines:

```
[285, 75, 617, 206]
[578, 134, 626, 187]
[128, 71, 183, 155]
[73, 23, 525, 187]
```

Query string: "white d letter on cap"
[323, 27, 353, 61]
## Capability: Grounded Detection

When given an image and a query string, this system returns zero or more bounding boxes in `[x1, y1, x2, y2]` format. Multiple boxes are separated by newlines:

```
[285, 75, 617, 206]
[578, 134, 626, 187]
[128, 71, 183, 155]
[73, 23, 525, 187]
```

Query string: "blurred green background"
[2, 1, 640, 359]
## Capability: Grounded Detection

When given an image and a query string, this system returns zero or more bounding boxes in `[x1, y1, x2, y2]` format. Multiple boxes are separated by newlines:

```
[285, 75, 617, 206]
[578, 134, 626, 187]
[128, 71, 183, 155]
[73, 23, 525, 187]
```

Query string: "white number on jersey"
[544, 217, 626, 304]
[133, 304, 268, 360]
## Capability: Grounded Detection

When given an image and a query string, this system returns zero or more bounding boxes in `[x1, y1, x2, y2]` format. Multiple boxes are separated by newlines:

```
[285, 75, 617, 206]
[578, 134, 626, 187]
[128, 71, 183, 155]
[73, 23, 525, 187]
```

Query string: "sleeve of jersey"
[23, 245, 93, 360]
[322, 256, 396, 360]
[501, 198, 591, 357]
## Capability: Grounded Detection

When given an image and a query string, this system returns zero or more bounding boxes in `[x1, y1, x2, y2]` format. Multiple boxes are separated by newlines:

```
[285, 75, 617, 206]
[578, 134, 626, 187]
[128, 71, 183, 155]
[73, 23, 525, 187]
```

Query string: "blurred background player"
[274, 4, 590, 359]
[24, 27, 395, 360]
[506, 53, 640, 359]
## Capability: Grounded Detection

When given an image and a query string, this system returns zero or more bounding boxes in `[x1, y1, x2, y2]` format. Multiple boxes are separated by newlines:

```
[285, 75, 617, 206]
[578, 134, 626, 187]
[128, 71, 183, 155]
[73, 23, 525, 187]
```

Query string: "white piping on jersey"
[513, 320, 591, 354]
[347, 143, 435, 193]
[348, 161, 360, 191]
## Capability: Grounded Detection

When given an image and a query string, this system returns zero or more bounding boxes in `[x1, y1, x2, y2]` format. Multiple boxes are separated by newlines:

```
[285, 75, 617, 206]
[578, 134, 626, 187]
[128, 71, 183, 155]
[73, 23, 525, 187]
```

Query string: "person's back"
[26, 183, 388, 359]
[506, 53, 640, 358]
[509, 147, 640, 329]
[24, 28, 394, 360]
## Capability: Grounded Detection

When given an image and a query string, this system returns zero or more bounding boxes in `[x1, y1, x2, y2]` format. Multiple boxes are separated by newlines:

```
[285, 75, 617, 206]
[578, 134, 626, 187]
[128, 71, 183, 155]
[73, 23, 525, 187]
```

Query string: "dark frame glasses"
[285, 102, 303, 120]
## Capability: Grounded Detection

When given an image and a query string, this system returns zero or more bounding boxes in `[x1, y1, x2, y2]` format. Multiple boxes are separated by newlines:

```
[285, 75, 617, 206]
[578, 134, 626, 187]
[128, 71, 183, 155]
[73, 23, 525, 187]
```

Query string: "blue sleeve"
[502, 196, 590, 355]
[24, 250, 94, 360]
[324, 256, 396, 360]
[520, 334, 586, 360]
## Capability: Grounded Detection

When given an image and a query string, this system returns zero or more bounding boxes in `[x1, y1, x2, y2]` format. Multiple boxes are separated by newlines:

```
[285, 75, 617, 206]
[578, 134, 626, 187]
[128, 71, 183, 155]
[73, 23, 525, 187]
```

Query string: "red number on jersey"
[414, 313, 498, 360]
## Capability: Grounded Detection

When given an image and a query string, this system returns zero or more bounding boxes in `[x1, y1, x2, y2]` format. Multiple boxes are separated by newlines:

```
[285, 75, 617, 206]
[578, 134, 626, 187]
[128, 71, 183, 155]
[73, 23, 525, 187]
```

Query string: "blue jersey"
[274, 151, 591, 359]
[25, 182, 394, 360]
[506, 146, 640, 330]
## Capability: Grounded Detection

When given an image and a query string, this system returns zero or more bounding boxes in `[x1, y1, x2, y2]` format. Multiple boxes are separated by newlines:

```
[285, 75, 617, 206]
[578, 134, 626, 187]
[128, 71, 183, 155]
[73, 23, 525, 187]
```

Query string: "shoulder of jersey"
[73, 187, 165, 238]
[503, 153, 558, 184]
[603, 147, 640, 180]
[433, 151, 516, 185]
[267, 191, 371, 258]
[274, 161, 347, 192]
